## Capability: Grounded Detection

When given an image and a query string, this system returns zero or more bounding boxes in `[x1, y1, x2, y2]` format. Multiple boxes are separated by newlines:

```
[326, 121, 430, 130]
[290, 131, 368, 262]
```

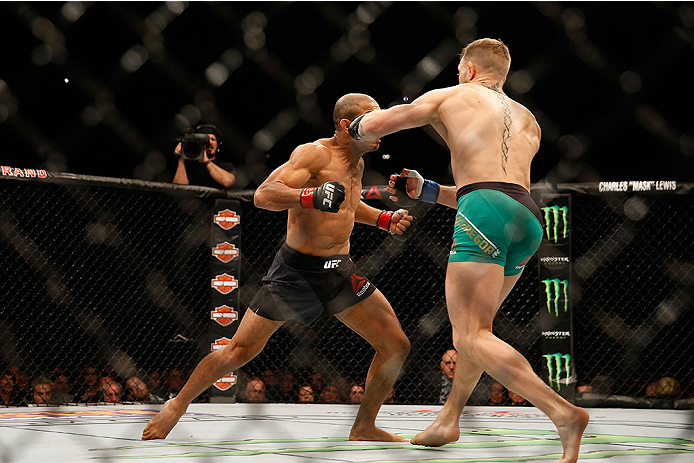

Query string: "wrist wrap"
[300, 187, 316, 209]
[377, 210, 394, 233]
[420, 180, 440, 203]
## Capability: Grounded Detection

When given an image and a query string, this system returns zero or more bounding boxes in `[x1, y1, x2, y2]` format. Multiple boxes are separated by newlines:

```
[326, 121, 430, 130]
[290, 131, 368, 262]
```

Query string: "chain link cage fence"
[0, 174, 692, 408]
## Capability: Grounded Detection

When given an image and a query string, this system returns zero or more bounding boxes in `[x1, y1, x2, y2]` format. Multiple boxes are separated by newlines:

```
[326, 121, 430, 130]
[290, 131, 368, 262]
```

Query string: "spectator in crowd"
[646, 377, 682, 398]
[350, 382, 365, 403]
[244, 377, 267, 403]
[0, 370, 23, 406]
[488, 381, 508, 405]
[51, 373, 74, 404]
[102, 365, 122, 384]
[576, 381, 593, 394]
[29, 377, 53, 405]
[308, 372, 325, 397]
[334, 376, 352, 403]
[166, 368, 186, 399]
[319, 384, 340, 403]
[508, 390, 528, 406]
[276, 371, 297, 403]
[126, 376, 164, 403]
[102, 381, 123, 403]
[262, 369, 281, 401]
[173, 124, 235, 189]
[8, 364, 30, 402]
[439, 349, 457, 404]
[148, 370, 166, 398]
[298, 384, 315, 403]
[75, 366, 102, 403]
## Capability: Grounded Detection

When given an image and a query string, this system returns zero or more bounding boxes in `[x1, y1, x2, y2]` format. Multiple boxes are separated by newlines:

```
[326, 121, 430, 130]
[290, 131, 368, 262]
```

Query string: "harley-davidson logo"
[211, 305, 239, 326]
[211, 274, 238, 294]
[212, 242, 239, 263]
[214, 373, 237, 391]
[214, 209, 240, 230]
[211, 337, 232, 351]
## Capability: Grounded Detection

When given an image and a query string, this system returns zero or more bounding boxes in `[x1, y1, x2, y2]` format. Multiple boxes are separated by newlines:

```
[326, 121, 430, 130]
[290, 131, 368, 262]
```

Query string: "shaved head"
[460, 38, 511, 80]
[333, 93, 379, 129]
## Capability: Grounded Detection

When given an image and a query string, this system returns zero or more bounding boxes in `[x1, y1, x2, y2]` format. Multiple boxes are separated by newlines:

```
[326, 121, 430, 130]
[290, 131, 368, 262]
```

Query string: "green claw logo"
[541, 205, 568, 242]
[541, 278, 568, 317]
[543, 352, 571, 391]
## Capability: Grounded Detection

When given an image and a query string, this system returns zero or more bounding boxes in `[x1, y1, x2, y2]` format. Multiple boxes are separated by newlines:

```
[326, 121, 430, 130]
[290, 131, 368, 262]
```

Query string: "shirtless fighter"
[142, 93, 412, 442]
[349, 39, 589, 462]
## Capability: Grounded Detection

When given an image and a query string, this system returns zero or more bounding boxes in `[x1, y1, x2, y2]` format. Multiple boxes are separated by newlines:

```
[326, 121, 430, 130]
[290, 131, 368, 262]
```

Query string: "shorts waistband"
[278, 242, 350, 271]
[456, 182, 542, 224]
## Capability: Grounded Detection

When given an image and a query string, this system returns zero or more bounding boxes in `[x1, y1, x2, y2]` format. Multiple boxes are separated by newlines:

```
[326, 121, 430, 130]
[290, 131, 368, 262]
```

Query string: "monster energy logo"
[541, 278, 568, 317]
[541, 205, 568, 242]
[543, 352, 571, 391]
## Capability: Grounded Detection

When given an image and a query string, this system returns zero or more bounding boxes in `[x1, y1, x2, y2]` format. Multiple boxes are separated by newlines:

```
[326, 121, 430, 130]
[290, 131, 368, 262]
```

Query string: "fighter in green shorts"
[449, 182, 543, 276]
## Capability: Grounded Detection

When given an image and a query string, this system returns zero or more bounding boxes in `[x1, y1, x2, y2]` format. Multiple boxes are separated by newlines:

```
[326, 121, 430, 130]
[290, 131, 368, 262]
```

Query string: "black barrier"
[538, 194, 575, 400]
[0, 170, 692, 408]
[208, 200, 242, 400]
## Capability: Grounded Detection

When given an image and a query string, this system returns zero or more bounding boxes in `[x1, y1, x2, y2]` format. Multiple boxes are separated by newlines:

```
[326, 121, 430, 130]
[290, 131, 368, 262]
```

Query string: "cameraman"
[173, 124, 236, 189]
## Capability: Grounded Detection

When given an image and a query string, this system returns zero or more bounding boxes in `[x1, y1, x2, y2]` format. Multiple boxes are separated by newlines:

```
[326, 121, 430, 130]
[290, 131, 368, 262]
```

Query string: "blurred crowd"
[1, 353, 687, 407]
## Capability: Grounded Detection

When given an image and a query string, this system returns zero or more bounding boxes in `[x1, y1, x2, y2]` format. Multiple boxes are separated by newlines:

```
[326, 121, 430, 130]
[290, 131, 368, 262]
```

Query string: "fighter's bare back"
[418, 83, 541, 191]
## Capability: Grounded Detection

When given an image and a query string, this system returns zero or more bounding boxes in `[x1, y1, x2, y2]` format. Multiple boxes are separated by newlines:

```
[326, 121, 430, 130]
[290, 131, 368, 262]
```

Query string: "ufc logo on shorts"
[323, 182, 334, 208]
[324, 259, 341, 269]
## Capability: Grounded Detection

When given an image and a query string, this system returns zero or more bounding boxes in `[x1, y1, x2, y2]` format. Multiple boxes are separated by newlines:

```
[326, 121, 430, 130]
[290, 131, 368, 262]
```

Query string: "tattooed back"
[430, 83, 540, 191]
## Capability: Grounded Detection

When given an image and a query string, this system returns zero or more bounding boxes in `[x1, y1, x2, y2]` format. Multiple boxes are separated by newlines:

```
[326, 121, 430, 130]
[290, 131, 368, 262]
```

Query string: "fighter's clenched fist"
[300, 181, 345, 213]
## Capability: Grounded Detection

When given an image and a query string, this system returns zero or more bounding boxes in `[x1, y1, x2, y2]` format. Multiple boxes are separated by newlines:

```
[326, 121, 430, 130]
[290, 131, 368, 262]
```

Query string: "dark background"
[1, 1, 693, 187]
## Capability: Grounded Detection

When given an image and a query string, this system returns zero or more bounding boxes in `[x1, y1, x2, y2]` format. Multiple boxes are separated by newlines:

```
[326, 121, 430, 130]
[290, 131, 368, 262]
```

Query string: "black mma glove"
[393, 168, 440, 203]
[300, 181, 345, 213]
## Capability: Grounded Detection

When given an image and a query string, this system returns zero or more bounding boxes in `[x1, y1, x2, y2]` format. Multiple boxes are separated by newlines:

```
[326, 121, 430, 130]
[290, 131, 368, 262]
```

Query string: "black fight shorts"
[248, 243, 377, 325]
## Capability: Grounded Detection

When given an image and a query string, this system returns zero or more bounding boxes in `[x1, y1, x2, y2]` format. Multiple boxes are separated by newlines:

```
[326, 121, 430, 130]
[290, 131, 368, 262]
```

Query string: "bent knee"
[386, 331, 411, 359]
[220, 339, 263, 367]
[452, 333, 485, 360]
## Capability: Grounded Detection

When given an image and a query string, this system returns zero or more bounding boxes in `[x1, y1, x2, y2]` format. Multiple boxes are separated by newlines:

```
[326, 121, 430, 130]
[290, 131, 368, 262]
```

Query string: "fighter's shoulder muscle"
[509, 98, 541, 137]
[288, 141, 332, 172]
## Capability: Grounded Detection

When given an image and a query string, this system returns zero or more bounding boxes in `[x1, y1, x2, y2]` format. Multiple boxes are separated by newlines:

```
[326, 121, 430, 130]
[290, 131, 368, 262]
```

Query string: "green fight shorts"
[449, 182, 544, 276]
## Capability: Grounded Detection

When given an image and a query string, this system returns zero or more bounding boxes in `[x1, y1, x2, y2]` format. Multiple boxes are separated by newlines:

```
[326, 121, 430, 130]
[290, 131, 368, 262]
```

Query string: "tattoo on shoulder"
[483, 82, 512, 174]
[358, 159, 365, 174]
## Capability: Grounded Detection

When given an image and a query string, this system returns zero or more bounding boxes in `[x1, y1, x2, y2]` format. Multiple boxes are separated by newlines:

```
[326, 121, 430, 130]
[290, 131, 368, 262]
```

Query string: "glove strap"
[420, 180, 440, 203]
[348, 114, 366, 140]
[300, 187, 316, 209]
[377, 210, 394, 232]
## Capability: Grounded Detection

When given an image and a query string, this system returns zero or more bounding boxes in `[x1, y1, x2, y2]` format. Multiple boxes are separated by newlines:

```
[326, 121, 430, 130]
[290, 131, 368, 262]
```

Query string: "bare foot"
[141, 399, 186, 440]
[554, 406, 590, 463]
[349, 426, 408, 442]
[410, 421, 460, 447]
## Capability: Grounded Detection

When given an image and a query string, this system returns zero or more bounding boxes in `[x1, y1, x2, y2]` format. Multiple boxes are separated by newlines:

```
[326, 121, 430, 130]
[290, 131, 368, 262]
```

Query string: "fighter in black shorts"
[250, 242, 377, 325]
[143, 93, 413, 443]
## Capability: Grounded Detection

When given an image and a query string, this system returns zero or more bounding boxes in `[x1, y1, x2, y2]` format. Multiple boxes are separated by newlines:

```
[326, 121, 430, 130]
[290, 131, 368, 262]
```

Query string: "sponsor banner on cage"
[542, 349, 575, 394]
[213, 209, 240, 230]
[1, 166, 48, 178]
[213, 373, 238, 391]
[540, 203, 569, 244]
[212, 242, 239, 263]
[598, 180, 677, 193]
[211, 305, 239, 327]
[211, 273, 238, 294]
[538, 194, 575, 399]
[209, 199, 241, 399]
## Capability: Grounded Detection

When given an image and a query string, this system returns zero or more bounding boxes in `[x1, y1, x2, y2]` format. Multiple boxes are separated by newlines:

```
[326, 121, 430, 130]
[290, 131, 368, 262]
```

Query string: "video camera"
[176, 133, 211, 161]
